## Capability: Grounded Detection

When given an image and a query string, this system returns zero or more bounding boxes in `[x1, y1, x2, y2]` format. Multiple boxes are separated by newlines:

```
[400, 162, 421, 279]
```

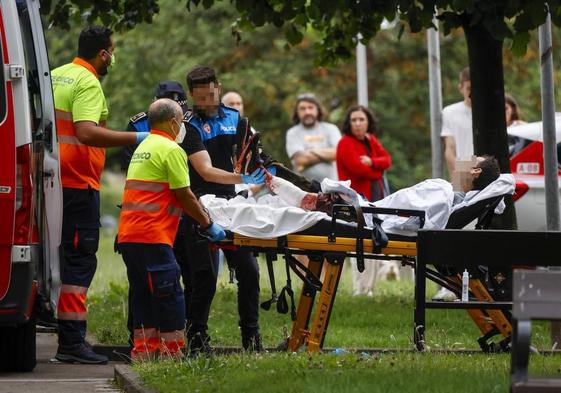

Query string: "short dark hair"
[472, 155, 500, 191]
[459, 67, 470, 84]
[292, 93, 324, 124]
[186, 66, 218, 92]
[77, 26, 113, 60]
[341, 105, 379, 137]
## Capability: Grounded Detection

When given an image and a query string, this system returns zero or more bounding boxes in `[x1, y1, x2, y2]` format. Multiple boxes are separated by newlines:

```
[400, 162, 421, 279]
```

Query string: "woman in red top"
[336, 105, 392, 202]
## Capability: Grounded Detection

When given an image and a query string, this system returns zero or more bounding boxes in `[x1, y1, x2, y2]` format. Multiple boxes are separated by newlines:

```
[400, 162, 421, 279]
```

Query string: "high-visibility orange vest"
[51, 58, 109, 190]
[117, 129, 190, 246]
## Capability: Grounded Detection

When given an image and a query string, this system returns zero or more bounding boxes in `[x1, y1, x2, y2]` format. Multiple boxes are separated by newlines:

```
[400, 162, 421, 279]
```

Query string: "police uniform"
[118, 129, 188, 360]
[174, 104, 261, 349]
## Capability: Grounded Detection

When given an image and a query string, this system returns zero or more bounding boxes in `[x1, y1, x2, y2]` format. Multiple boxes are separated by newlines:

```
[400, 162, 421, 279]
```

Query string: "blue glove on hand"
[204, 222, 226, 242]
[136, 132, 149, 144]
[266, 166, 277, 176]
[241, 167, 266, 185]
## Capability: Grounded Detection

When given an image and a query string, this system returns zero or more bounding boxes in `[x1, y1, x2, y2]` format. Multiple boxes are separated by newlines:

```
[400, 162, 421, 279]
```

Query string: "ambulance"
[0, 0, 62, 371]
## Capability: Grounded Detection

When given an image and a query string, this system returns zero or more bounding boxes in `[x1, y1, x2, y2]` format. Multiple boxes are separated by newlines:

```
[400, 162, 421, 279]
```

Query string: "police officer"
[52, 26, 149, 364]
[118, 98, 225, 361]
[122, 81, 189, 171]
[176, 66, 267, 354]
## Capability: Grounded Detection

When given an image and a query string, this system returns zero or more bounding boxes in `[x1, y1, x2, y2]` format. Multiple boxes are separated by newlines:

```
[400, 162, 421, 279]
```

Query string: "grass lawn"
[90, 171, 561, 392]
[134, 352, 561, 393]
[89, 231, 553, 351]
[89, 228, 561, 393]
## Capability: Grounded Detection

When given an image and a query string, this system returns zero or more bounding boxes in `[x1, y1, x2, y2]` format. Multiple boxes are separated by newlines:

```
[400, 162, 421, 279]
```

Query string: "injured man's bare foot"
[265, 174, 340, 213]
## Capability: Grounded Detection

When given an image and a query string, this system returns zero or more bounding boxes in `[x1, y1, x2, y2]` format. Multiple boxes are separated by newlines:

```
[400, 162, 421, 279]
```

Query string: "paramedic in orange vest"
[51, 26, 149, 364]
[117, 98, 225, 361]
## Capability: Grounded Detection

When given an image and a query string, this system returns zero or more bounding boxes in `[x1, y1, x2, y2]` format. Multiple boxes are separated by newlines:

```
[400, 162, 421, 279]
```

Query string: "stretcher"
[220, 193, 513, 353]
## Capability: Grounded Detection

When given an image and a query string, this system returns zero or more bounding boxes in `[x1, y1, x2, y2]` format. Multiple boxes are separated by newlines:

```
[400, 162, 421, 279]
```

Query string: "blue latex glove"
[241, 167, 266, 185]
[204, 222, 226, 242]
[266, 166, 277, 176]
[136, 132, 149, 144]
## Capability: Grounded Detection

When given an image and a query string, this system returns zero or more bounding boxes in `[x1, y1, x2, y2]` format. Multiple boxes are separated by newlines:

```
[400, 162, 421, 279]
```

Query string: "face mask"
[173, 119, 186, 143]
[98, 50, 115, 76]
[108, 52, 115, 68]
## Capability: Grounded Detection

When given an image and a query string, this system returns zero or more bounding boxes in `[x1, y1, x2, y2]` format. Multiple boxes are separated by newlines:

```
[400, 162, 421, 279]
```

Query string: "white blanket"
[200, 175, 515, 239]
[199, 194, 329, 239]
[374, 178, 454, 236]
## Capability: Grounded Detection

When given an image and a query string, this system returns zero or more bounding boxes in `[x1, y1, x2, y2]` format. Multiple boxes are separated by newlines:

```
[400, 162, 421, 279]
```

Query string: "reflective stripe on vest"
[121, 201, 161, 213]
[125, 180, 166, 192]
[118, 179, 183, 246]
[52, 59, 107, 191]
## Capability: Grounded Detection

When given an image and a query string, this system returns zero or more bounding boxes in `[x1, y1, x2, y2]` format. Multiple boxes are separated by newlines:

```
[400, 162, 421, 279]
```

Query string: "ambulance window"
[17, 1, 43, 135]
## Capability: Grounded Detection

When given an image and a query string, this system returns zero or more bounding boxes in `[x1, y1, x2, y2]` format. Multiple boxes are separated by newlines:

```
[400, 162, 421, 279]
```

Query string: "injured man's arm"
[266, 173, 342, 212]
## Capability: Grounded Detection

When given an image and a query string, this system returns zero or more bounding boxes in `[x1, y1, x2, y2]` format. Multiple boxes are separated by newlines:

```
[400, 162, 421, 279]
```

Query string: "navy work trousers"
[58, 187, 100, 346]
[120, 243, 185, 332]
[173, 215, 260, 338]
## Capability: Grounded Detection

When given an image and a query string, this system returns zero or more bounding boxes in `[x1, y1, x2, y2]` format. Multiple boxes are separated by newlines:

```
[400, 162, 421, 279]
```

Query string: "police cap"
[154, 80, 188, 113]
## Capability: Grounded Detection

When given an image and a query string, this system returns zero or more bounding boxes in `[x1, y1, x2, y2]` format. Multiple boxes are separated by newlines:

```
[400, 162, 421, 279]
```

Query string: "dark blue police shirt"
[182, 104, 240, 197]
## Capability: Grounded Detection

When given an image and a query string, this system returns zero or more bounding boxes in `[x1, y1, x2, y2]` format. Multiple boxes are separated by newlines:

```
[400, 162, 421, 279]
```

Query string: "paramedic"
[52, 26, 149, 364]
[118, 98, 225, 361]
[122, 80, 189, 171]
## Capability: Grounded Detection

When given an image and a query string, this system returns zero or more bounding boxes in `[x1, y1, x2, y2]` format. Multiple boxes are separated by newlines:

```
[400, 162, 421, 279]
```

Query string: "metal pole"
[538, 12, 561, 347]
[539, 13, 560, 231]
[427, 21, 443, 179]
[356, 35, 368, 106]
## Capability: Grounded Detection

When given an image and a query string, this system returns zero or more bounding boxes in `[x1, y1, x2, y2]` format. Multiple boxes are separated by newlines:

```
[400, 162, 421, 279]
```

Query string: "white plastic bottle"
[461, 269, 470, 302]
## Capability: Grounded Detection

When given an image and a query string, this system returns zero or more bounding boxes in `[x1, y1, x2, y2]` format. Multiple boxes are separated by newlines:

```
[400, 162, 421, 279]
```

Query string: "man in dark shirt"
[175, 66, 266, 354]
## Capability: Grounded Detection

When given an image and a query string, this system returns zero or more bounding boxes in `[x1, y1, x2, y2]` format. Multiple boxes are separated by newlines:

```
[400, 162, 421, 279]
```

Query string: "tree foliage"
[42, 1, 561, 63]
[43, 1, 561, 191]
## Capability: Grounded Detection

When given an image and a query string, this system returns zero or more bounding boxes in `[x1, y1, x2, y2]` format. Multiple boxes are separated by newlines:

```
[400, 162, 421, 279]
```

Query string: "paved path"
[0, 333, 121, 393]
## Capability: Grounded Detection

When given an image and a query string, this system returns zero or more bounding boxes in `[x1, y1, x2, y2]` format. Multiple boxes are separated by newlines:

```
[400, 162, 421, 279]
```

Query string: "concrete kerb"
[115, 364, 157, 393]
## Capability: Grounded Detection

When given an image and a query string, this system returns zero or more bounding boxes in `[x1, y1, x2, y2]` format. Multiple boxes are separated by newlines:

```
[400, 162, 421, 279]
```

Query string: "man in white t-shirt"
[285, 94, 341, 182]
[441, 67, 473, 176]
[436, 67, 472, 301]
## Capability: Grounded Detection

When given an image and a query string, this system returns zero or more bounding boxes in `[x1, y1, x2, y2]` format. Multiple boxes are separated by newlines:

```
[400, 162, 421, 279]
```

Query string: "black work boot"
[242, 331, 263, 352]
[187, 332, 214, 357]
[55, 343, 108, 364]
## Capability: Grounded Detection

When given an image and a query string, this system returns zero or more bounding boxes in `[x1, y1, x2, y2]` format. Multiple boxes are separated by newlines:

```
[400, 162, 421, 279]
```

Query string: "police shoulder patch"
[184, 111, 194, 123]
[130, 111, 147, 123]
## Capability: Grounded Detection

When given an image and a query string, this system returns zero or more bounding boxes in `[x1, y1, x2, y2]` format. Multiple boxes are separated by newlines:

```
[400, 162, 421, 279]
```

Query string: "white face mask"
[173, 119, 187, 143]
[176, 123, 186, 143]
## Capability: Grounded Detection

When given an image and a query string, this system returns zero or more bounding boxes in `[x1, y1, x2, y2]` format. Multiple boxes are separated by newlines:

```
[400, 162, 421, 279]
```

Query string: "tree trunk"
[463, 19, 517, 230]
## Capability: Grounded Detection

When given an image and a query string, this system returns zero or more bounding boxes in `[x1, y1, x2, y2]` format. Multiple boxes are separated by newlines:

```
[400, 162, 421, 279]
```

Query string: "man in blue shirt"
[175, 66, 266, 354]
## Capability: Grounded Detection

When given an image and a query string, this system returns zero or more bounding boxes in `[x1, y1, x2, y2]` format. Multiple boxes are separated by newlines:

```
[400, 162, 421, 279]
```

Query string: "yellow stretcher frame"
[231, 232, 512, 353]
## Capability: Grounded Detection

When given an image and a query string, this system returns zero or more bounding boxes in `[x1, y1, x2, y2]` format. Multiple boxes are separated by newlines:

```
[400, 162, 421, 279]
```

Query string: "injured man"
[200, 155, 514, 238]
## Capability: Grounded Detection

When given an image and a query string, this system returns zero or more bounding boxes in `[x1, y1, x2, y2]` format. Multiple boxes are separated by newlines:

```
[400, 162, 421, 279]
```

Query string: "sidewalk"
[0, 333, 120, 393]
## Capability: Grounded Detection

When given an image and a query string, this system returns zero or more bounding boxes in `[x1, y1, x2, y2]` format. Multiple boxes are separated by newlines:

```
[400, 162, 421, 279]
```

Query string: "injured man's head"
[452, 155, 501, 193]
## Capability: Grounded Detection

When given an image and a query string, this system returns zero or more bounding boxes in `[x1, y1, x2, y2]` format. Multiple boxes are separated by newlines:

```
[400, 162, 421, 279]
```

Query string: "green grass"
[134, 352, 561, 393]
[88, 231, 553, 351]
[91, 171, 560, 392]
